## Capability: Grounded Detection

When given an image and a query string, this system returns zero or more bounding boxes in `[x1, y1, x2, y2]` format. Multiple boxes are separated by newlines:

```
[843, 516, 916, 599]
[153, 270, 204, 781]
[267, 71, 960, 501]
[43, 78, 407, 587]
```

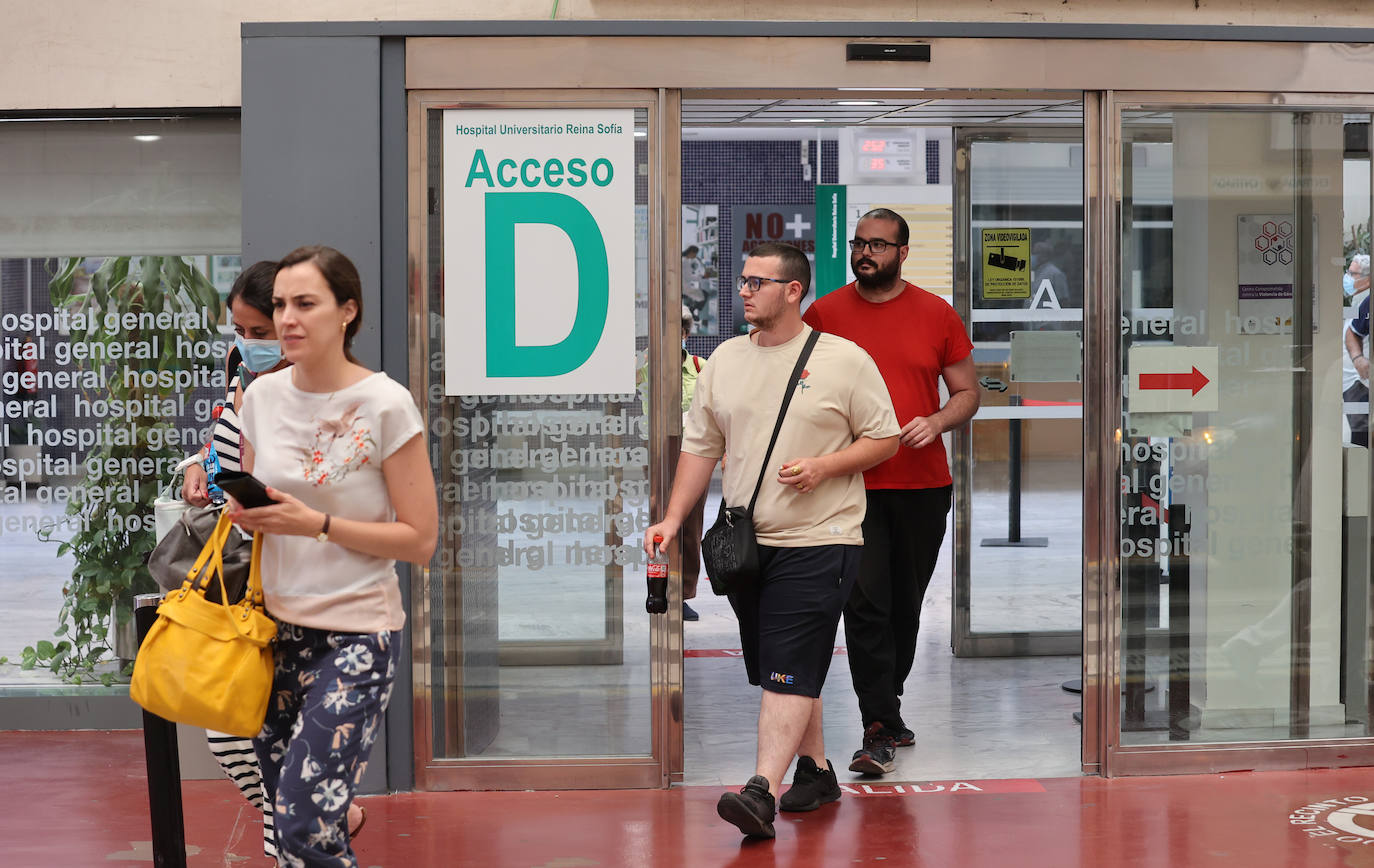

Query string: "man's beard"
[853, 256, 902, 289]
[744, 304, 775, 330]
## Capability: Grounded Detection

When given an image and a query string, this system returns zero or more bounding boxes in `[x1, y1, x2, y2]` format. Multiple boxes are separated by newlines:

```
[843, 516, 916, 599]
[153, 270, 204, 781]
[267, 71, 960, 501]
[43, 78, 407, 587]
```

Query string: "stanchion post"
[981, 394, 1049, 547]
[1007, 396, 1023, 542]
[134, 592, 187, 868]
[1167, 504, 1193, 741]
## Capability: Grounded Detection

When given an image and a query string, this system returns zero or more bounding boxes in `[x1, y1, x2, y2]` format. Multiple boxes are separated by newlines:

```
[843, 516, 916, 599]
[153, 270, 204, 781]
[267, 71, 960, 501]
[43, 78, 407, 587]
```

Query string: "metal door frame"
[394, 29, 1374, 787]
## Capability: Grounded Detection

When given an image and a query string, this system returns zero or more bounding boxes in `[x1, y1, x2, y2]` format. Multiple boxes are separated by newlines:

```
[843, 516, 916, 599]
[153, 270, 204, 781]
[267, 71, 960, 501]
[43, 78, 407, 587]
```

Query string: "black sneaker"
[884, 725, 915, 747]
[848, 722, 896, 775]
[778, 756, 841, 812]
[682, 602, 700, 621]
[717, 775, 776, 838]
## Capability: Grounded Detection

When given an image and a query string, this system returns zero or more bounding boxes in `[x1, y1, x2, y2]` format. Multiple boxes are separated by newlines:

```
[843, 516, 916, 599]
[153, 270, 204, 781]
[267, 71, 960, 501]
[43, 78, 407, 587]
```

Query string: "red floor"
[6, 731, 1374, 867]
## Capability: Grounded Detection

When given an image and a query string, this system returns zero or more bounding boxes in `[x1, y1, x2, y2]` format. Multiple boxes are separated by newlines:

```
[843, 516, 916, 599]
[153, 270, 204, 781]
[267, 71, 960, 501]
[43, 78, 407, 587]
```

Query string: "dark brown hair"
[859, 208, 910, 246]
[748, 242, 812, 299]
[276, 245, 363, 362]
[226, 260, 278, 319]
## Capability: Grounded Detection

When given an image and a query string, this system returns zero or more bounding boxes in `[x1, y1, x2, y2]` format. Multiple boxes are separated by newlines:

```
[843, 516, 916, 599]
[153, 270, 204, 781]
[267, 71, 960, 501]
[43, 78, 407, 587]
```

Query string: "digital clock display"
[858, 155, 914, 174]
[859, 138, 913, 156]
[853, 136, 915, 174]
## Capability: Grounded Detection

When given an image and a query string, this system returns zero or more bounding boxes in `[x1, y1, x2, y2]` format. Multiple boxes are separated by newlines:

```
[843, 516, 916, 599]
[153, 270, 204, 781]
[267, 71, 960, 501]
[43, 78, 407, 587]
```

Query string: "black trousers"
[844, 486, 953, 731]
[1346, 381, 1369, 448]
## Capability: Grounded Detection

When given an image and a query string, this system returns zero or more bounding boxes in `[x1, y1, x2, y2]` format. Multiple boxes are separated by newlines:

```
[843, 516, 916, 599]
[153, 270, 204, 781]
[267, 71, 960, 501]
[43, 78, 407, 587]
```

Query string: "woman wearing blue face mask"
[183, 260, 288, 507]
[179, 260, 369, 857]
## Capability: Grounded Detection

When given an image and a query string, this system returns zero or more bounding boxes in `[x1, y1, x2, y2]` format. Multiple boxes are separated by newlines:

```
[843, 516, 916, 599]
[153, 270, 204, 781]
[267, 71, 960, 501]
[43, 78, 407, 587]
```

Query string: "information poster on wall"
[730, 204, 815, 335]
[980, 227, 1031, 300]
[814, 185, 847, 301]
[681, 204, 719, 334]
[443, 108, 635, 395]
[1235, 214, 1319, 334]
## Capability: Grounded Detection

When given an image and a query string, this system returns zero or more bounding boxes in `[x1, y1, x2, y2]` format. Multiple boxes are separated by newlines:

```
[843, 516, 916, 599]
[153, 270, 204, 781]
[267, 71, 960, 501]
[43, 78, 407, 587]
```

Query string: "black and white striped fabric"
[204, 349, 274, 857]
[207, 730, 276, 858]
[213, 357, 248, 472]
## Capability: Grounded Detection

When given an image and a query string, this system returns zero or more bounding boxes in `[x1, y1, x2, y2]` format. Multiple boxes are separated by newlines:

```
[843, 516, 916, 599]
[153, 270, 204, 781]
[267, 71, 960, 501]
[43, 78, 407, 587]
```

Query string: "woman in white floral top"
[232, 245, 437, 866]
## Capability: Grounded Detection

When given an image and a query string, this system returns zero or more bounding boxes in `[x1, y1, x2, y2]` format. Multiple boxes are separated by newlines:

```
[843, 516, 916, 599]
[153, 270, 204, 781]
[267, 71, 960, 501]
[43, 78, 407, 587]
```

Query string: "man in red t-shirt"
[801, 208, 979, 776]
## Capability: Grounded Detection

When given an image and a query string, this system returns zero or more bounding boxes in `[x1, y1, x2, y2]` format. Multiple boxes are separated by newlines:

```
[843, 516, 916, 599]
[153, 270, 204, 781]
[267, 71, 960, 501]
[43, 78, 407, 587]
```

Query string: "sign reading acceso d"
[443, 109, 635, 396]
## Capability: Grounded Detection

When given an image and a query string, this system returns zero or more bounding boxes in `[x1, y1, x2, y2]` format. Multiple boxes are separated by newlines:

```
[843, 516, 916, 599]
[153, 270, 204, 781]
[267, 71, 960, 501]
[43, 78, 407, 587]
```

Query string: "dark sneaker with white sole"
[885, 725, 915, 747]
[717, 775, 776, 838]
[779, 756, 841, 812]
[848, 722, 896, 775]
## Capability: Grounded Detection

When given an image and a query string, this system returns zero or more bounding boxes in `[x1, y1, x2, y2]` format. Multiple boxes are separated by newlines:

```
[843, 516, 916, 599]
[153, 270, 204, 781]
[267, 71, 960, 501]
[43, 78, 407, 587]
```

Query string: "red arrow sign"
[1139, 366, 1210, 396]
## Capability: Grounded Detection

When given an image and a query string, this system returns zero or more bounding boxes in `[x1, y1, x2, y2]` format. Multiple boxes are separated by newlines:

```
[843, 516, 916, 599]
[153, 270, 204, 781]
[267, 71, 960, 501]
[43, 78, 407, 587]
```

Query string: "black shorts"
[727, 544, 861, 698]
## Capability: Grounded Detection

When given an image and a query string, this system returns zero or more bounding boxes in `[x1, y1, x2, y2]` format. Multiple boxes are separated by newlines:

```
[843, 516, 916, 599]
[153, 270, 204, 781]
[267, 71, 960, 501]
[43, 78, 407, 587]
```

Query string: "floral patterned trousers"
[254, 623, 397, 868]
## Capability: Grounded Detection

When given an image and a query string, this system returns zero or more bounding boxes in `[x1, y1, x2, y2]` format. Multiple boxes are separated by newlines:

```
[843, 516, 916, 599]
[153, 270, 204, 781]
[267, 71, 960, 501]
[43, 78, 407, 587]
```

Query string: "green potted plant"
[21, 255, 222, 684]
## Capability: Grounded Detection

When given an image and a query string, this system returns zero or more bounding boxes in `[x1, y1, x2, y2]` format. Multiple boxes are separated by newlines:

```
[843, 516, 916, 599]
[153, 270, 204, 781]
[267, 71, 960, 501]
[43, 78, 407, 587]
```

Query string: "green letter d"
[485, 192, 609, 377]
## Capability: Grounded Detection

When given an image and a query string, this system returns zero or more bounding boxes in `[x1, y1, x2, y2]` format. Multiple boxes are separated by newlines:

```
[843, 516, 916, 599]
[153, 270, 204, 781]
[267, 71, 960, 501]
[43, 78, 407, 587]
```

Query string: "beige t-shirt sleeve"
[847, 352, 902, 442]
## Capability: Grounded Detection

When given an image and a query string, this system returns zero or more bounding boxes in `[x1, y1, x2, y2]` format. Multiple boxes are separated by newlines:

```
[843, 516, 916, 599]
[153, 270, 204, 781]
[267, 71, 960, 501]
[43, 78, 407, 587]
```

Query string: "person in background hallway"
[678, 306, 708, 621]
[1345, 252, 1370, 304]
[232, 245, 437, 866]
[1344, 257, 1372, 447]
[645, 243, 899, 839]
[802, 208, 980, 776]
[1030, 240, 1067, 306]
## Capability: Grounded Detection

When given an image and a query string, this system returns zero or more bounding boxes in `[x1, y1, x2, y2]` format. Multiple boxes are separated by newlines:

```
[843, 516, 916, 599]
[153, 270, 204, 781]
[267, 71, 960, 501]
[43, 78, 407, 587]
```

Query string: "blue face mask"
[1345, 273, 1357, 295]
[235, 335, 282, 373]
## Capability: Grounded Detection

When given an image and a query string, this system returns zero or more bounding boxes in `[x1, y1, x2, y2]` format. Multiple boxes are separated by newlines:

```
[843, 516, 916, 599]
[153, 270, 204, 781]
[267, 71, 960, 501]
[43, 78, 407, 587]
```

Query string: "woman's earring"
[340, 319, 348, 333]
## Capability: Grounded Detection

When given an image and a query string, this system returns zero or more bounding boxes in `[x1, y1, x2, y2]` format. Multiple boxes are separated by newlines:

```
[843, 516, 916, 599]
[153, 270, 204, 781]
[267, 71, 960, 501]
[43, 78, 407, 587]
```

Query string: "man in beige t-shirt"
[645, 243, 899, 840]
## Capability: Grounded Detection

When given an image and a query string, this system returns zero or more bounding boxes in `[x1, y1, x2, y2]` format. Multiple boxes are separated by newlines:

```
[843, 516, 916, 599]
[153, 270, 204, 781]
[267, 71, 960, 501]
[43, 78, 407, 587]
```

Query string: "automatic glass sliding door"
[953, 125, 1085, 658]
[408, 89, 674, 790]
[1107, 97, 1374, 773]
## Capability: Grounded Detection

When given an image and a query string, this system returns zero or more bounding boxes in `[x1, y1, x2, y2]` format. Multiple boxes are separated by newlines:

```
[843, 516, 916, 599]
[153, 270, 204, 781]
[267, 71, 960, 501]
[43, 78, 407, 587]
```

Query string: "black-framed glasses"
[849, 237, 901, 254]
[736, 275, 791, 292]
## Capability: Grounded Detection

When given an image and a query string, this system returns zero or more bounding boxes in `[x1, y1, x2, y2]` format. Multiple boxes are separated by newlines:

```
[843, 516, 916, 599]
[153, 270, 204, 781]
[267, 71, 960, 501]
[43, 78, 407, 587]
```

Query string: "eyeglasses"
[736, 275, 791, 292]
[849, 237, 901, 255]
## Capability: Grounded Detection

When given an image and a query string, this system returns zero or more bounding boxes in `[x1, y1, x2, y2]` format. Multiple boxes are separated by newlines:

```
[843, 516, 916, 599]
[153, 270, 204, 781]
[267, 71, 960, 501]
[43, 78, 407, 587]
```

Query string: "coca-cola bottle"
[646, 535, 668, 614]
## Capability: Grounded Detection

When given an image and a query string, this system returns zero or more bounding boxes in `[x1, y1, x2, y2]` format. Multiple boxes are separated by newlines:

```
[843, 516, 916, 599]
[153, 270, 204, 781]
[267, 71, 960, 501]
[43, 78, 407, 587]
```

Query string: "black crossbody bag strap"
[745, 329, 821, 516]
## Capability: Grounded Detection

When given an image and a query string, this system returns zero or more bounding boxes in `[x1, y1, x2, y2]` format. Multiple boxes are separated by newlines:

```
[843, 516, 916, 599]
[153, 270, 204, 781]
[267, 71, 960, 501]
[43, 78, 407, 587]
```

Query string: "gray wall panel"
[378, 34, 415, 793]
[241, 35, 382, 369]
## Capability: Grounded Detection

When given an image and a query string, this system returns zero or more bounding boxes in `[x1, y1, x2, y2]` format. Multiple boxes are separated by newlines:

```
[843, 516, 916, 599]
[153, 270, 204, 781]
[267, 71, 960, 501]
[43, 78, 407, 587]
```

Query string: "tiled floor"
[9, 461, 1374, 864]
[7, 729, 1374, 867]
[682, 541, 1083, 786]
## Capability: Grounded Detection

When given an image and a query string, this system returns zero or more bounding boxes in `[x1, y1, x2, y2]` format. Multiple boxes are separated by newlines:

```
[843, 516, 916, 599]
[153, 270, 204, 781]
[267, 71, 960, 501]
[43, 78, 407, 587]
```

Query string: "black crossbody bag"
[702, 330, 820, 596]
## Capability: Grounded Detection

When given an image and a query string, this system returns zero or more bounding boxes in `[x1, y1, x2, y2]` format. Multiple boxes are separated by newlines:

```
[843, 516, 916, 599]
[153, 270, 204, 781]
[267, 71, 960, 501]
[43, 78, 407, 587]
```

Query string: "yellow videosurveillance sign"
[980, 228, 1031, 300]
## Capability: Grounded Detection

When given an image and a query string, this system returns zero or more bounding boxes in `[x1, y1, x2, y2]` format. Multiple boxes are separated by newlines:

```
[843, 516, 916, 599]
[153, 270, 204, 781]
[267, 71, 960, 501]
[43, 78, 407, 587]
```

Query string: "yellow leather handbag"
[130, 511, 276, 738]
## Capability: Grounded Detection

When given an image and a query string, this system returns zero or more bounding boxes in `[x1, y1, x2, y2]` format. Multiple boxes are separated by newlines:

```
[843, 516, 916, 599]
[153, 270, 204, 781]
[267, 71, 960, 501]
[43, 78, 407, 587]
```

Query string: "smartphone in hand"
[215, 471, 279, 509]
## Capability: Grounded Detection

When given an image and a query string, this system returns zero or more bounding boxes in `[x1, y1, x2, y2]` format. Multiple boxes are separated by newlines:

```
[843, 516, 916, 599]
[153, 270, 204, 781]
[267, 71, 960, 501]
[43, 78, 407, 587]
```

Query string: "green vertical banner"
[814, 184, 847, 298]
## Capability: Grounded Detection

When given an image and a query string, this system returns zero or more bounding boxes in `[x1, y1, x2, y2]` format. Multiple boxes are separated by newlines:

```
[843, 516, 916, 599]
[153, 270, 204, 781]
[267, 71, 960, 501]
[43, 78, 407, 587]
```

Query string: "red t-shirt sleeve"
[940, 303, 974, 368]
